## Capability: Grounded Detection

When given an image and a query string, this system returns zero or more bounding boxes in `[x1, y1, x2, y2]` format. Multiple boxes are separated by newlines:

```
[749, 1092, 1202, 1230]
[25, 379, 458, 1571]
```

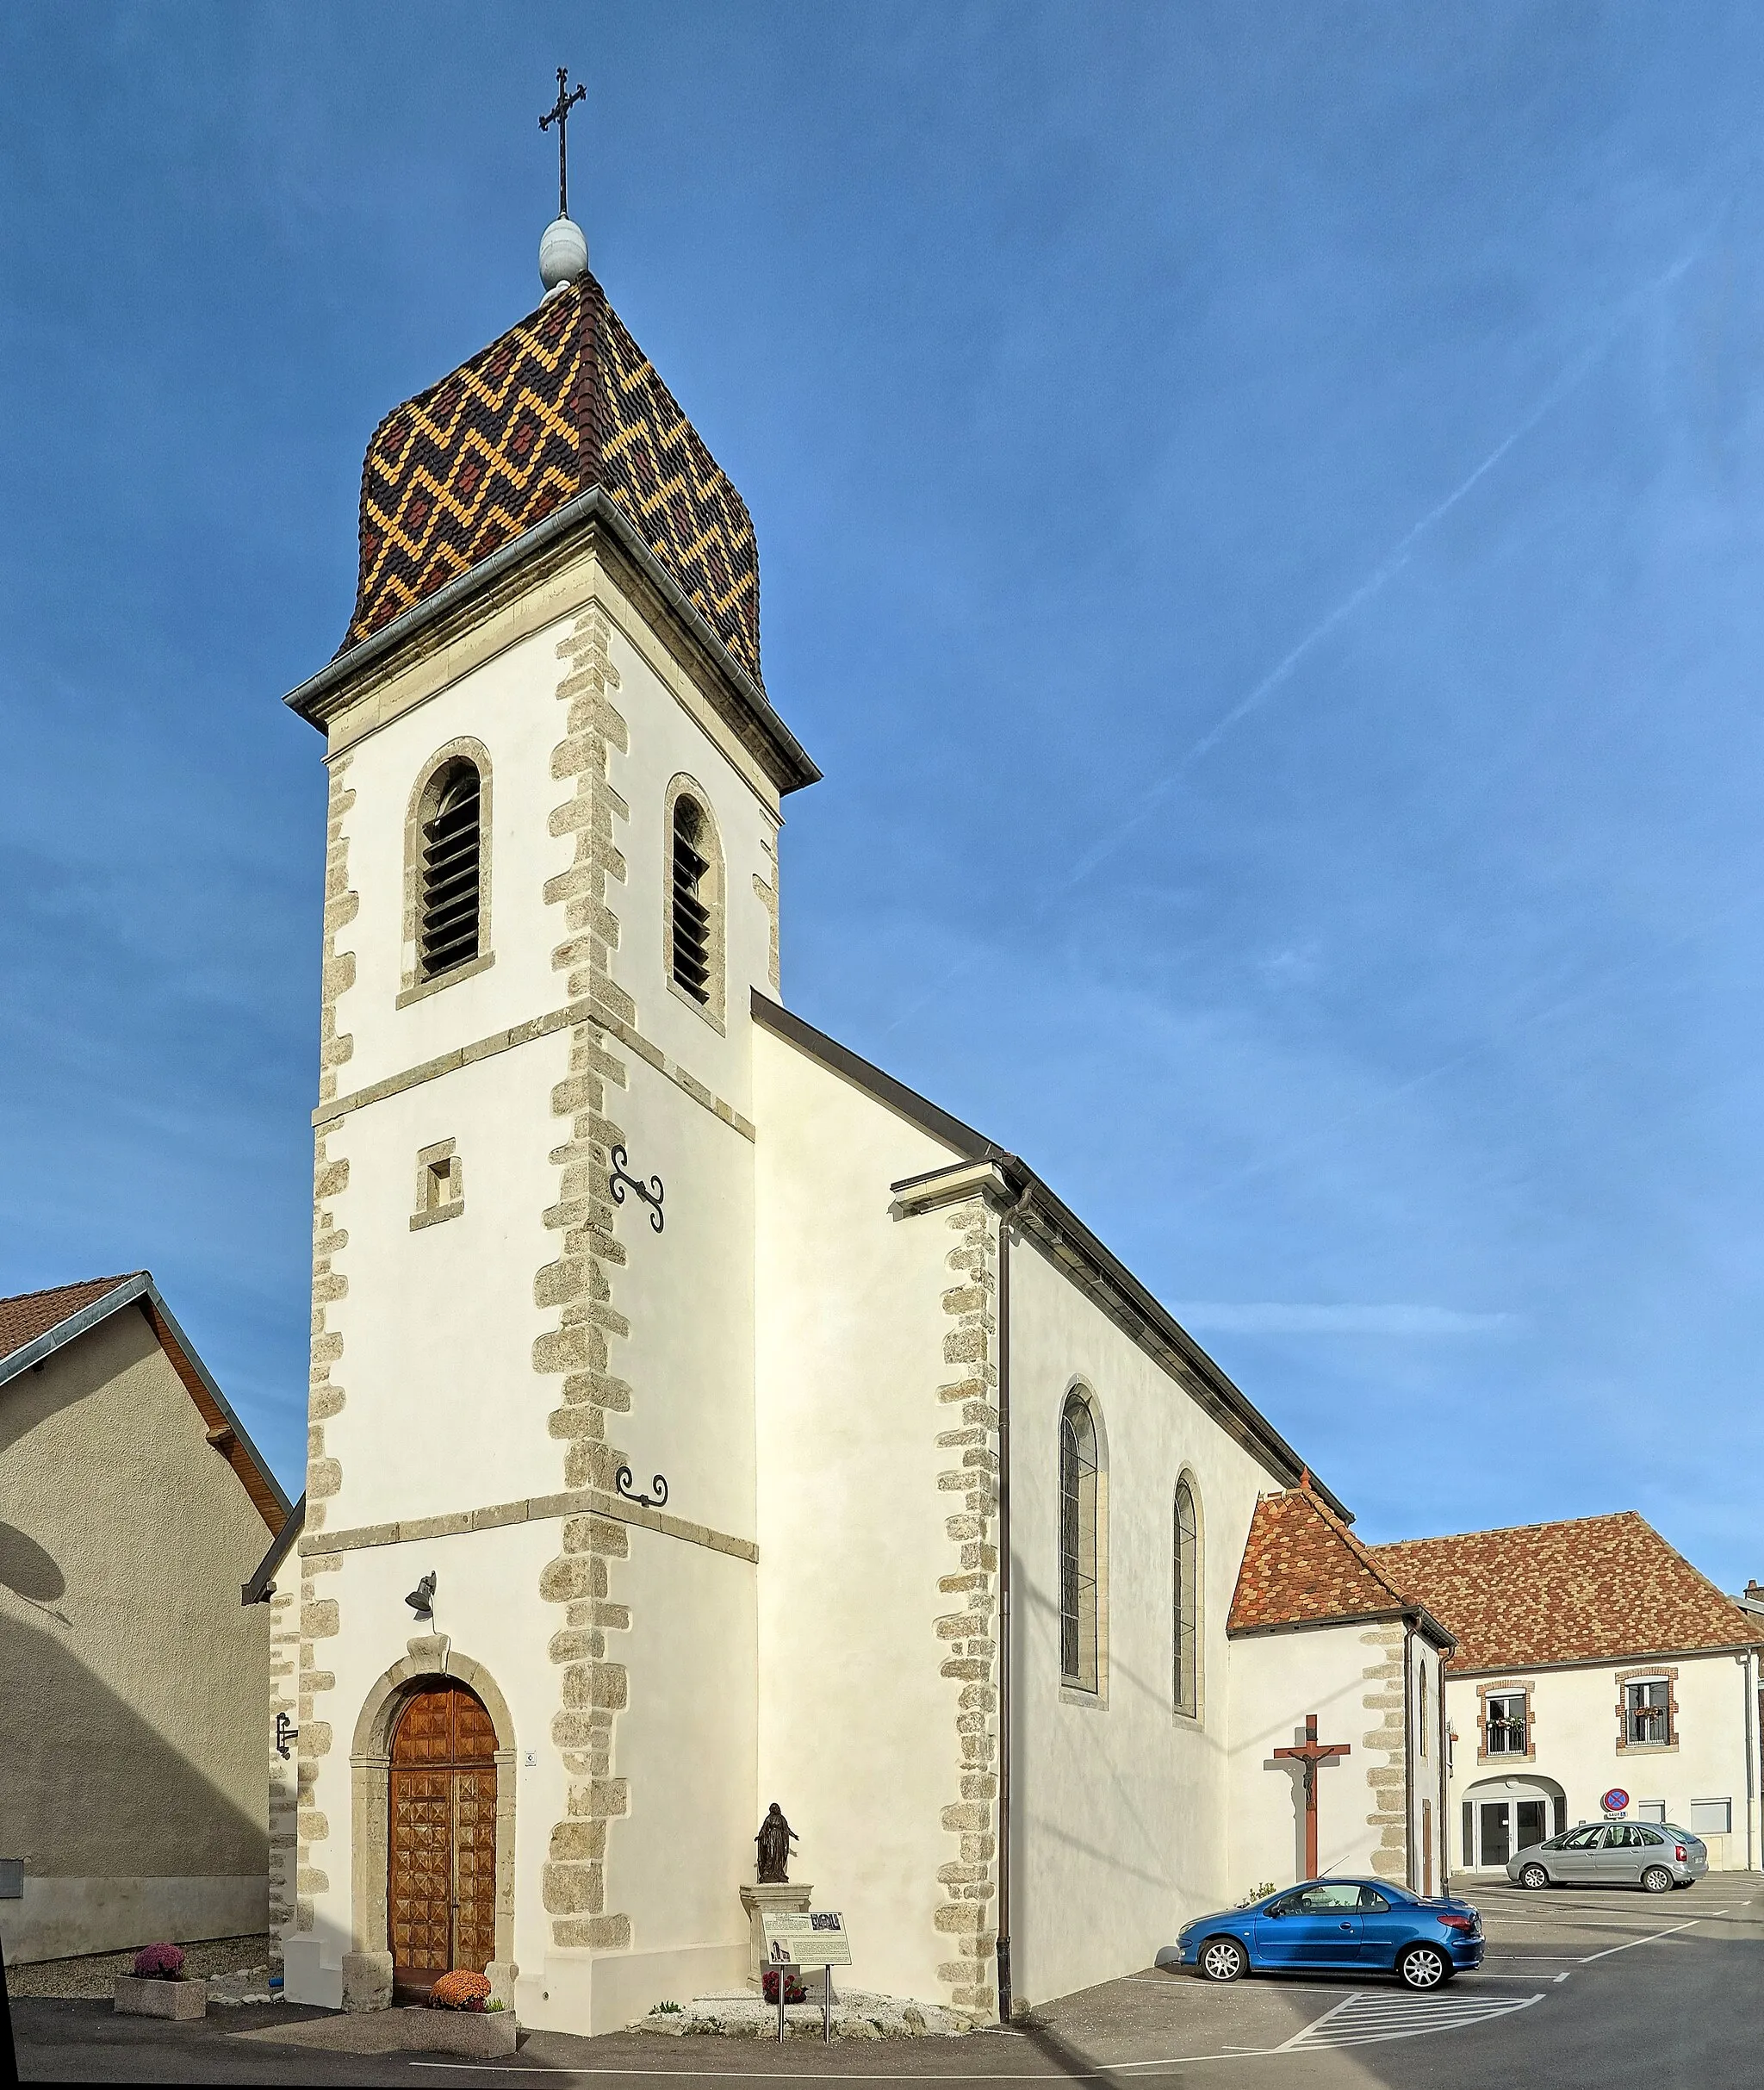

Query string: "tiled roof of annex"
[1368, 1512, 1762, 1672]
[1228, 1478, 1452, 1646]
[0, 1274, 139, 1362]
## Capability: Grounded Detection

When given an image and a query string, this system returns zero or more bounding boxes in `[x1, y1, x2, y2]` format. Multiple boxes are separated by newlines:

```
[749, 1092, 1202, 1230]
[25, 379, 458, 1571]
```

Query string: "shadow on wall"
[0, 1521, 67, 1616]
[0, 1606, 266, 1884]
[1261, 1755, 1307, 1882]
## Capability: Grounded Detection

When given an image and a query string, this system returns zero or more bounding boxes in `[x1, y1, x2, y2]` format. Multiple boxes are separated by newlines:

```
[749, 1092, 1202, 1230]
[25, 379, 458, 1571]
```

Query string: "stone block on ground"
[633, 1989, 974, 2039]
[114, 1975, 208, 2019]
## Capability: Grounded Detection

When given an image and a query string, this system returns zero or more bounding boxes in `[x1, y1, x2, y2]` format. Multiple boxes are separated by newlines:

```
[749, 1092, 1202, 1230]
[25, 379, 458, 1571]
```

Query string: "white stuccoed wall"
[1446, 1648, 1761, 1871]
[1008, 1241, 1274, 2003]
[1229, 1622, 1380, 1891]
[292, 560, 780, 2032]
[753, 1025, 971, 2005]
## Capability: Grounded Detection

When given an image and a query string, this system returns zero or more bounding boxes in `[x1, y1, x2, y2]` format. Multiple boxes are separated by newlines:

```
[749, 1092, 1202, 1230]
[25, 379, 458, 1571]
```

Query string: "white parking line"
[1577, 1913, 1724, 1962]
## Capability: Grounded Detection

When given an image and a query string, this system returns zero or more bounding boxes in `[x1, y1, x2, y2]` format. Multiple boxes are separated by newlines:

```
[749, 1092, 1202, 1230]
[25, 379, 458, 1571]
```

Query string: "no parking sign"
[1601, 1787, 1630, 1816]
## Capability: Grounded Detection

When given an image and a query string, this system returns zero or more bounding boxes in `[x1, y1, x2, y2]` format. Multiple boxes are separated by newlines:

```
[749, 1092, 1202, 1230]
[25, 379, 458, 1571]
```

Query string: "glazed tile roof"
[1369, 1513, 1762, 1671]
[340, 273, 763, 686]
[1228, 1480, 1446, 1640]
[0, 1274, 138, 1361]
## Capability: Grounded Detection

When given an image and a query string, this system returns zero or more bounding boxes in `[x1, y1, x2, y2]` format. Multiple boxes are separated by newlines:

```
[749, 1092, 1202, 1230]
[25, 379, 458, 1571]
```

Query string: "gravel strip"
[5, 1933, 271, 1999]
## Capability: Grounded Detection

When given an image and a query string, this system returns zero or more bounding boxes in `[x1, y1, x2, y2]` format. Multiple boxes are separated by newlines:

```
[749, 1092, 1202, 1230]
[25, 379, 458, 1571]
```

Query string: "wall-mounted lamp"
[405, 1571, 437, 1620]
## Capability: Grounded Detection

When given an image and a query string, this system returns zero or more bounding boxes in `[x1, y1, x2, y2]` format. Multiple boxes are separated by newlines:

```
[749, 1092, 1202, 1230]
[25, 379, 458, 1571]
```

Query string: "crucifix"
[539, 65, 587, 219]
[1273, 1713, 1351, 1880]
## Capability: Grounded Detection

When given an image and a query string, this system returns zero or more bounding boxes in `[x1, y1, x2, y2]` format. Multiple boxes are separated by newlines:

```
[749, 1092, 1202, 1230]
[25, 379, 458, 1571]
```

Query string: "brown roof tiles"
[1369, 1513, 1761, 1671]
[1228, 1480, 1448, 1642]
[0, 1274, 139, 1361]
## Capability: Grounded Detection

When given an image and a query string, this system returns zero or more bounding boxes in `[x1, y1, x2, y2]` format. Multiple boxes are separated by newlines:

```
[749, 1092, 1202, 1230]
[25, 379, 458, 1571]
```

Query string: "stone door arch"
[348, 1649, 517, 2003]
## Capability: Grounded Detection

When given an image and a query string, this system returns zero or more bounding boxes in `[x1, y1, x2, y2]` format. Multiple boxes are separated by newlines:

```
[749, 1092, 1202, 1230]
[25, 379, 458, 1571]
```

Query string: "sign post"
[760, 1912, 852, 2045]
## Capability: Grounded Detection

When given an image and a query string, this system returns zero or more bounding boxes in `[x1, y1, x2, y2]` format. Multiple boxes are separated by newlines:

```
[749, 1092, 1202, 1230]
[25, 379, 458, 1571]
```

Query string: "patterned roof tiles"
[0, 1274, 138, 1362]
[340, 276, 763, 687]
[1369, 1513, 1761, 1671]
[1228, 1481, 1438, 1638]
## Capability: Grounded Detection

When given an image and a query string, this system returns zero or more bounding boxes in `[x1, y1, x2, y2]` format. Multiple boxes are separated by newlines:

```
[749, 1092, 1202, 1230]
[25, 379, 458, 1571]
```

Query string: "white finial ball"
[539, 215, 588, 295]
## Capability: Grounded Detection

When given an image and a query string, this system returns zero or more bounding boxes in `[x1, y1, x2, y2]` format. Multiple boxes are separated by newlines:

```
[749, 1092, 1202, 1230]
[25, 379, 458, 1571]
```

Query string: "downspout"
[994, 1175, 1031, 2024]
[1438, 1650, 1450, 1890]
[1401, 1622, 1415, 1892]
[1743, 1651, 1757, 1873]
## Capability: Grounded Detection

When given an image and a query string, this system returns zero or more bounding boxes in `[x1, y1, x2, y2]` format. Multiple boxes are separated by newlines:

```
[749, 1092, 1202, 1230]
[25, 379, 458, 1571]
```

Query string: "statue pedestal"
[738, 1882, 813, 1990]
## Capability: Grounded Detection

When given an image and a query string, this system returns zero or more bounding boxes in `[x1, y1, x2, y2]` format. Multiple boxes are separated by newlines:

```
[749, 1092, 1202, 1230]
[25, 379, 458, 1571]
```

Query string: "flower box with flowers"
[115, 1944, 208, 2019]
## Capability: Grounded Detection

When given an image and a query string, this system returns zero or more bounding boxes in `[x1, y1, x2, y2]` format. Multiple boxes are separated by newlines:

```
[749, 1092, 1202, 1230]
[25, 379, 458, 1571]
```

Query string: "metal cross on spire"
[539, 66, 587, 219]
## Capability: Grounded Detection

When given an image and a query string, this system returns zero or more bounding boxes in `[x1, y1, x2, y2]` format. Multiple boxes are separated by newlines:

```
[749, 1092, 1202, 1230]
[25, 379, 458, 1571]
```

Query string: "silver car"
[1507, 1820, 1707, 1892]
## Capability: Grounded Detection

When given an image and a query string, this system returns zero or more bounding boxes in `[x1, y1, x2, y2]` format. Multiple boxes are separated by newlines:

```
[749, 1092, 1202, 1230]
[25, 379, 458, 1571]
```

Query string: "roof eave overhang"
[283, 486, 821, 797]
[751, 992, 1349, 1518]
[243, 1494, 307, 1604]
[0, 1273, 292, 1532]
[1445, 1640, 1764, 1679]
[1229, 1604, 1457, 1651]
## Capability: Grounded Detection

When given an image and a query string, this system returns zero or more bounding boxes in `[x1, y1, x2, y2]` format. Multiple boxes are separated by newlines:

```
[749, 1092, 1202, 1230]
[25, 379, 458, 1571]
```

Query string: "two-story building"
[1371, 1513, 1762, 1875]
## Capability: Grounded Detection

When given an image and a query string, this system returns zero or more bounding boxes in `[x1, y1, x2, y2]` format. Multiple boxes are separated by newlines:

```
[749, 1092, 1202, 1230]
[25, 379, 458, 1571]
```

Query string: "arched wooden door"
[388, 1682, 499, 1996]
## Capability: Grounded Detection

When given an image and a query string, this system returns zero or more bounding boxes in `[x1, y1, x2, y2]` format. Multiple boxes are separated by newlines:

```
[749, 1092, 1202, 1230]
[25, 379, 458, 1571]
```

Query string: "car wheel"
[1641, 1866, 1674, 1894]
[1397, 1944, 1450, 1991]
[1199, 1937, 1248, 1983]
[1518, 1863, 1549, 1891]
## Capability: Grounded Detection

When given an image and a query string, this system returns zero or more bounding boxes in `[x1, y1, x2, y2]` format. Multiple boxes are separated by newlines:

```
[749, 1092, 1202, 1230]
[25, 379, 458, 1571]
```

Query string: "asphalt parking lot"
[12, 1874, 1762, 2087]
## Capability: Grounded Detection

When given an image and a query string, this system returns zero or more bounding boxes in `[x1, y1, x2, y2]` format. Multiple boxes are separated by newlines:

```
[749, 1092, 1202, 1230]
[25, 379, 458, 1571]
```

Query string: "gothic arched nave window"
[1173, 1475, 1201, 1718]
[1059, 1389, 1102, 1692]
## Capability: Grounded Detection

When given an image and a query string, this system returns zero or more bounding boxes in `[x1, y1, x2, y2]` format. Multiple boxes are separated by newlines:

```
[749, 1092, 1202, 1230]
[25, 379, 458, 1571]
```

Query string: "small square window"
[411, 1141, 464, 1229]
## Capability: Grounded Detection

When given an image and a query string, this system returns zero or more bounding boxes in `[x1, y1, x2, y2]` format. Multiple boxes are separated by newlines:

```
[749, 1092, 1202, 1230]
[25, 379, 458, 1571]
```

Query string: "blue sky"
[4, 6, 1763, 1585]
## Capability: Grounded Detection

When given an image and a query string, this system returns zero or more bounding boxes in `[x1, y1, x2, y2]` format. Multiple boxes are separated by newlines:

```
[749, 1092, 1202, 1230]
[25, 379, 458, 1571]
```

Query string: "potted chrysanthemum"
[114, 1943, 208, 2019]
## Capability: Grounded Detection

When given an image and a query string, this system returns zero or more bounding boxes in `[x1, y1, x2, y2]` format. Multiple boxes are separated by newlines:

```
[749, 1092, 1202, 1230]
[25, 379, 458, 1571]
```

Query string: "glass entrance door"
[1478, 1801, 1512, 1868]
[1471, 1795, 1552, 1869]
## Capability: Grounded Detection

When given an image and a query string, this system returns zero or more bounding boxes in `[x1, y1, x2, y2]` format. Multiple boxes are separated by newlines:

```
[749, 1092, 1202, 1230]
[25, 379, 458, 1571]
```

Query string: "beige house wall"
[1446, 1646, 1761, 1872]
[0, 1305, 271, 1962]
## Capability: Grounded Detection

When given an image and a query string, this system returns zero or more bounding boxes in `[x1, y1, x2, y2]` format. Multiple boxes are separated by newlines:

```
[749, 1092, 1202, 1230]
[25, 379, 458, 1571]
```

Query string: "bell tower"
[276, 116, 817, 2028]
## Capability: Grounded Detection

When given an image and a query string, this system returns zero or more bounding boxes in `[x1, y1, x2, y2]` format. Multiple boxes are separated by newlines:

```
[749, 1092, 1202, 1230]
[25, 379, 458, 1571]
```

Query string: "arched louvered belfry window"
[1173, 1477, 1200, 1717]
[668, 790, 711, 1003]
[1059, 1390, 1100, 1692]
[419, 761, 482, 980]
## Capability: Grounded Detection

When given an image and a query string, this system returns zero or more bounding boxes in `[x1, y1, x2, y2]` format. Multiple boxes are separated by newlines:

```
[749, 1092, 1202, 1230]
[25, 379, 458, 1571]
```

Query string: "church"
[266, 159, 1751, 2034]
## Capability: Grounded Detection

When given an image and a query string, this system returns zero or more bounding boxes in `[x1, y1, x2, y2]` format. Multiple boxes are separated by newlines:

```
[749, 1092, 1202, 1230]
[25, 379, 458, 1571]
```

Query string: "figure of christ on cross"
[1273, 1714, 1351, 1879]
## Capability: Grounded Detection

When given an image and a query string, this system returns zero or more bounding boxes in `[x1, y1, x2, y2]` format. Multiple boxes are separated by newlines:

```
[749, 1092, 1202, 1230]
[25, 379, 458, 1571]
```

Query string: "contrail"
[1065, 238, 1708, 886]
[879, 226, 1715, 1037]
[1170, 880, 1764, 1218]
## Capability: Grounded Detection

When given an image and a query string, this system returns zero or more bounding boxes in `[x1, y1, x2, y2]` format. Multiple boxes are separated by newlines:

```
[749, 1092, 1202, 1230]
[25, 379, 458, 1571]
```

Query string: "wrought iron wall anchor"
[274, 1711, 299, 1762]
[615, 1465, 669, 1510]
[609, 1145, 664, 1231]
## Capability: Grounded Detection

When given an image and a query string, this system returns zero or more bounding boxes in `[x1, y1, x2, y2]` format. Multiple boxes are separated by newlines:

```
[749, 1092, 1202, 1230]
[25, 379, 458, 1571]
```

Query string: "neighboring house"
[1227, 1482, 1457, 1895]
[1370, 1514, 1764, 1874]
[0, 1273, 290, 1962]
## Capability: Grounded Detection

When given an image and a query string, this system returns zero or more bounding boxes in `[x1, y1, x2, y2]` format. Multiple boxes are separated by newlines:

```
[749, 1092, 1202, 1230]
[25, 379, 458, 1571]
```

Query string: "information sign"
[761, 1911, 852, 1968]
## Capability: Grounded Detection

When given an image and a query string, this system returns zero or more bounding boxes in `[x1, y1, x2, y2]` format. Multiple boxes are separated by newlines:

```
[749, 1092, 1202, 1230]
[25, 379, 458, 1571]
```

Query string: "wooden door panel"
[388, 1684, 500, 1991]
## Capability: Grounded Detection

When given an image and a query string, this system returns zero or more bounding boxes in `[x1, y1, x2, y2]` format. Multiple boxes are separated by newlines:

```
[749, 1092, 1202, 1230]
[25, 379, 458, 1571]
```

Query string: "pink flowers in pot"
[132, 1944, 186, 1981]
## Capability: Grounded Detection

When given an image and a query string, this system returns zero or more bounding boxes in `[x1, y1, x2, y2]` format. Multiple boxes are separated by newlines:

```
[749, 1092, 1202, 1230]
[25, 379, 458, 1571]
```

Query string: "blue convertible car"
[1173, 1878, 1483, 1990]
